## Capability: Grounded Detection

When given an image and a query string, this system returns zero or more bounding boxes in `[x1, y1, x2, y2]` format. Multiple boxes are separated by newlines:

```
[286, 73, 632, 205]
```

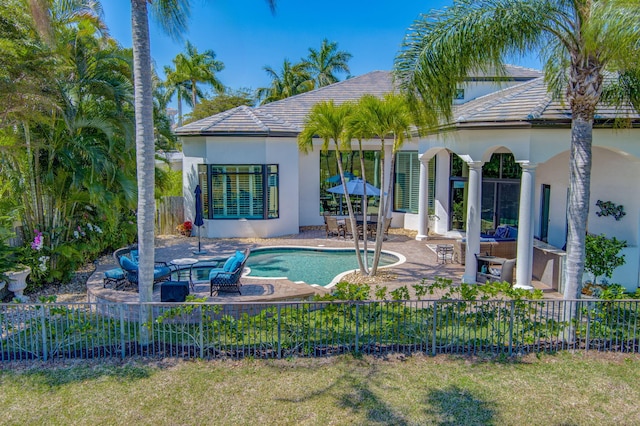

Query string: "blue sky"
[102, 1, 540, 99]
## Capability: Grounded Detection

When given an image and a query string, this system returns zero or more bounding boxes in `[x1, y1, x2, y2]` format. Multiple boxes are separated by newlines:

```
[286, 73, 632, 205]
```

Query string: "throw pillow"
[223, 255, 237, 272]
[120, 256, 138, 271]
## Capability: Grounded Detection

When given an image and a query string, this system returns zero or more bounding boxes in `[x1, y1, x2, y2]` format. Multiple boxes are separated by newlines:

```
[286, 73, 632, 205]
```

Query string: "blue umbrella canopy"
[194, 185, 204, 227]
[325, 171, 356, 183]
[327, 178, 382, 197]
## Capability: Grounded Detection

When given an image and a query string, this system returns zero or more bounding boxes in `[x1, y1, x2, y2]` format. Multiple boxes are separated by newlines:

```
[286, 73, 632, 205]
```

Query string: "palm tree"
[128, 0, 274, 307]
[302, 39, 352, 89]
[298, 101, 367, 274]
[162, 63, 191, 127]
[257, 59, 312, 104]
[349, 94, 412, 275]
[174, 40, 225, 107]
[394, 0, 640, 299]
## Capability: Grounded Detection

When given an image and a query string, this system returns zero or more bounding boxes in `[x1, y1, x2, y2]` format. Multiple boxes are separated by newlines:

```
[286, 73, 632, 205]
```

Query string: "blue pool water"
[192, 247, 401, 287]
[246, 247, 400, 286]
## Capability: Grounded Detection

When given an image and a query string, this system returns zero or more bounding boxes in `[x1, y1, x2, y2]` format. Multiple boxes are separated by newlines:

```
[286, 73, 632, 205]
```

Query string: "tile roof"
[175, 67, 638, 136]
[452, 77, 639, 128]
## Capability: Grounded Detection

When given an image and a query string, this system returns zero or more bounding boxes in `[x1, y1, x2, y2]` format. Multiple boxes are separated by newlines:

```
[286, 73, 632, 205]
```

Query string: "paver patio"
[87, 227, 559, 303]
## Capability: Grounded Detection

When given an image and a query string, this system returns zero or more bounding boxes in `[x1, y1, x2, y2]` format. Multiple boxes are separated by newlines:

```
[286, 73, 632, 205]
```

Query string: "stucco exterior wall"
[535, 146, 640, 291]
[182, 136, 300, 238]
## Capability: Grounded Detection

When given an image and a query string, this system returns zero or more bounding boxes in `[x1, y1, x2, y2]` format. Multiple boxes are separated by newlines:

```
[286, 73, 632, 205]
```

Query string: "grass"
[1, 352, 640, 425]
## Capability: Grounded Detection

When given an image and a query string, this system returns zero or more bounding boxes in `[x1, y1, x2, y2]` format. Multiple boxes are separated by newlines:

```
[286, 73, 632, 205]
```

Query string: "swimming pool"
[192, 246, 404, 287]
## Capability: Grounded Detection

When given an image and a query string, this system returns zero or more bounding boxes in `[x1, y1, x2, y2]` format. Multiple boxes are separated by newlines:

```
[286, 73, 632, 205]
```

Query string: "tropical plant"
[301, 38, 352, 89]
[4, 0, 138, 284]
[394, 0, 640, 299]
[298, 101, 366, 274]
[584, 233, 627, 285]
[257, 59, 312, 104]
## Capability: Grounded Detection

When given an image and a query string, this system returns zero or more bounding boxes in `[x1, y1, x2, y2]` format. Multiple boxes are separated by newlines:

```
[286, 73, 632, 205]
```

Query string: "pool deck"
[87, 227, 561, 304]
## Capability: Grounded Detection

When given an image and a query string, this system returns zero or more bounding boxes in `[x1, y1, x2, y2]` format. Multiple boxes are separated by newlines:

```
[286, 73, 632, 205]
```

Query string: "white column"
[416, 156, 429, 241]
[514, 163, 537, 290]
[463, 162, 483, 283]
[435, 151, 450, 235]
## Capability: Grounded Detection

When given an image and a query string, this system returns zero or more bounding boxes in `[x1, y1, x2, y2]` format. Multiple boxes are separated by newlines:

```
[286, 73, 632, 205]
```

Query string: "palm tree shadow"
[4, 363, 152, 389]
[425, 385, 497, 426]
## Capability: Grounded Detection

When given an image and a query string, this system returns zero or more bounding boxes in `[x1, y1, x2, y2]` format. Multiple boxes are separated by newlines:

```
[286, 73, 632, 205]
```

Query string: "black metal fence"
[1, 298, 638, 362]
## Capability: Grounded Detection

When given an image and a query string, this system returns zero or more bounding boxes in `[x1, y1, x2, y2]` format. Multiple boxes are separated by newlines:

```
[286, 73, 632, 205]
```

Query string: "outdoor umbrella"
[193, 184, 206, 255]
[327, 179, 383, 215]
[326, 178, 382, 197]
[325, 171, 356, 184]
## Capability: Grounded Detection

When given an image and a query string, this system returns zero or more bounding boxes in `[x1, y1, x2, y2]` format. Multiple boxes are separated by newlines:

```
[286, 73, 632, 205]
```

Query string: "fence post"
[120, 304, 126, 359]
[39, 306, 48, 361]
[432, 301, 437, 356]
[508, 301, 515, 357]
[585, 303, 590, 353]
[355, 303, 360, 354]
[277, 305, 282, 359]
[200, 307, 204, 359]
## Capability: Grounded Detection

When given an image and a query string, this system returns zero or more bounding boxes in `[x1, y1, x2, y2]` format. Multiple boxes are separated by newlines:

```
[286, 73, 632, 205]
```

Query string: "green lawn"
[1, 353, 639, 425]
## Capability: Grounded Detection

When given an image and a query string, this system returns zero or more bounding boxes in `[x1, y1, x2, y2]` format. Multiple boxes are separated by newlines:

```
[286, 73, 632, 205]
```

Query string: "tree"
[302, 39, 352, 89]
[348, 94, 412, 275]
[173, 40, 225, 108]
[394, 0, 640, 299]
[162, 63, 192, 127]
[184, 87, 255, 123]
[298, 101, 367, 274]
[128, 0, 275, 305]
[257, 59, 312, 104]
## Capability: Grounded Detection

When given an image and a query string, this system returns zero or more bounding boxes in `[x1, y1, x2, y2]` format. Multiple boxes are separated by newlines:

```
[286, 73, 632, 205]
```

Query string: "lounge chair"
[209, 248, 251, 296]
[324, 216, 345, 238]
[113, 245, 172, 289]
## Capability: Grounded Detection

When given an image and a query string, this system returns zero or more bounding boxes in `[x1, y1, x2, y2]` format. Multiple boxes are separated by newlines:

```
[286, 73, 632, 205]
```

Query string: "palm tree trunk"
[336, 149, 366, 274]
[177, 91, 183, 127]
[131, 0, 156, 311]
[191, 79, 197, 107]
[564, 116, 592, 299]
[357, 142, 369, 272]
[371, 141, 396, 275]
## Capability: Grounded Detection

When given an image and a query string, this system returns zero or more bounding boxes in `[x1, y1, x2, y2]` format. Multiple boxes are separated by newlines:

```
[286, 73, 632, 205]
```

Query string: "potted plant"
[176, 221, 193, 236]
[0, 224, 30, 300]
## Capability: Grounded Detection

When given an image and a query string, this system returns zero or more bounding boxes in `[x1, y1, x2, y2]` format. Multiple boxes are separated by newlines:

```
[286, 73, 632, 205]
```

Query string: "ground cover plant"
[1, 352, 640, 425]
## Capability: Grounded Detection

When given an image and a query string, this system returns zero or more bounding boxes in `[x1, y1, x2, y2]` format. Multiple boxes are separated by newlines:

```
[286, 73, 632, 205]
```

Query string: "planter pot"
[7, 266, 31, 302]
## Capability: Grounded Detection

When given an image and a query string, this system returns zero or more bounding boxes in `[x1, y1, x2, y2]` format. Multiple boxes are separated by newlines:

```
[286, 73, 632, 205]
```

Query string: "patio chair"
[344, 220, 364, 240]
[209, 248, 251, 296]
[370, 218, 391, 240]
[324, 216, 345, 238]
[113, 245, 172, 289]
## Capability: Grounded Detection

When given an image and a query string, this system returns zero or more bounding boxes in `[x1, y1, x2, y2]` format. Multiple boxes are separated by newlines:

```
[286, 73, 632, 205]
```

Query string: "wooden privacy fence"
[1, 299, 639, 362]
[156, 196, 184, 235]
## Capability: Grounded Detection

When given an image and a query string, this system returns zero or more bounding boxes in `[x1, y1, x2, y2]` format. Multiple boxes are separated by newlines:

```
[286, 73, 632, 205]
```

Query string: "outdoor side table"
[436, 244, 454, 264]
[170, 258, 198, 290]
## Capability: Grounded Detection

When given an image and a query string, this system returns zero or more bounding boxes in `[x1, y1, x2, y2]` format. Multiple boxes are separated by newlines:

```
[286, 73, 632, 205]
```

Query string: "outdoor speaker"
[161, 281, 189, 302]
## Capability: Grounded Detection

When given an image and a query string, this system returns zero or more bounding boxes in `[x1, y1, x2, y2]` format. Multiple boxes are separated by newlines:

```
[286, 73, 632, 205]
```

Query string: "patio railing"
[1, 299, 639, 362]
